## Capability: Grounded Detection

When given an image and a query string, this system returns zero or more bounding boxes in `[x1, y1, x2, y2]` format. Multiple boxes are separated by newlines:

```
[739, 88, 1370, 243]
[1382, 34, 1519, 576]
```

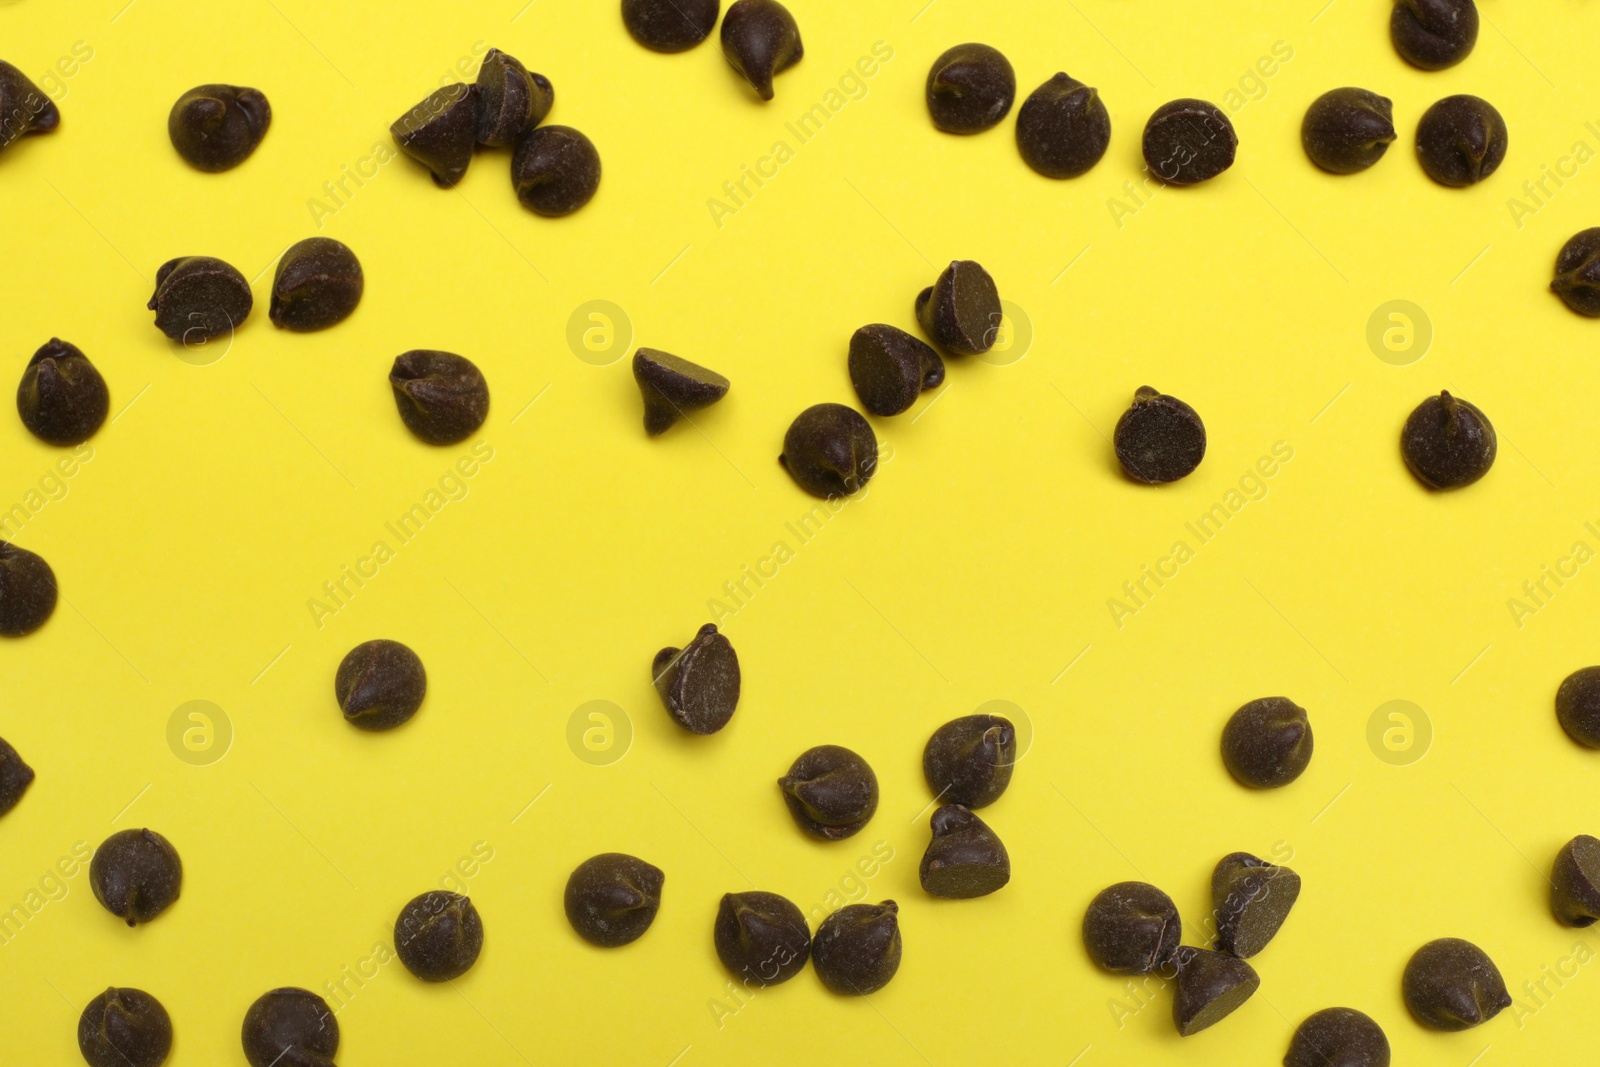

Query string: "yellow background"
[3, 0, 1599, 1063]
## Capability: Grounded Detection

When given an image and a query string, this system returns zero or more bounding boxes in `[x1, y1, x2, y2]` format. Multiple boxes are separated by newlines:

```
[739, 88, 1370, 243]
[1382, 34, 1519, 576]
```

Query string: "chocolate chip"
[720, 0, 803, 102]
[1211, 852, 1300, 958]
[148, 256, 252, 342]
[925, 43, 1015, 134]
[915, 260, 1001, 356]
[17, 338, 109, 445]
[1143, 99, 1237, 185]
[511, 125, 601, 216]
[1082, 881, 1182, 975]
[78, 988, 173, 1067]
[778, 745, 879, 840]
[848, 324, 943, 416]
[391, 82, 478, 188]
[779, 403, 877, 498]
[922, 713, 1015, 809]
[269, 238, 363, 332]
[389, 350, 489, 445]
[1551, 835, 1600, 926]
[919, 803, 1010, 899]
[1400, 391, 1496, 490]
[1402, 937, 1511, 1030]
[633, 348, 730, 435]
[167, 84, 271, 172]
[90, 829, 182, 926]
[565, 853, 664, 947]
[623, 0, 720, 52]
[1284, 1007, 1391, 1067]
[1172, 946, 1259, 1036]
[813, 902, 901, 995]
[1391, 0, 1478, 70]
[394, 890, 484, 981]
[1557, 667, 1600, 747]
[0, 540, 56, 637]
[1551, 228, 1600, 317]
[475, 49, 552, 148]
[1113, 386, 1206, 484]
[653, 623, 740, 734]
[0, 61, 60, 153]
[0, 736, 34, 817]
[1015, 73, 1111, 178]
[714, 890, 811, 986]
[1301, 87, 1397, 175]
[335, 639, 426, 731]
[1221, 697, 1313, 789]
[1415, 95, 1506, 187]
[241, 988, 339, 1067]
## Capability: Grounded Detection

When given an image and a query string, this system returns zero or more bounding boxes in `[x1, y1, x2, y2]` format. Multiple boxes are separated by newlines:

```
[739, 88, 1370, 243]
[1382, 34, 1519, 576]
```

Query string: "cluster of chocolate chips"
[623, 0, 803, 102]
[146, 239, 364, 345]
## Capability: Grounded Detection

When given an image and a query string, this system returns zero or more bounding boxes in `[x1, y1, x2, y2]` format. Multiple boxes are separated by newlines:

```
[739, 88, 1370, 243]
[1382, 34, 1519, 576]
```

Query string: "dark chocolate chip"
[779, 403, 877, 498]
[915, 260, 1001, 356]
[623, 0, 720, 52]
[778, 745, 879, 840]
[78, 987, 173, 1067]
[848, 324, 943, 416]
[0, 735, 34, 817]
[17, 338, 109, 445]
[391, 82, 478, 188]
[714, 890, 811, 986]
[919, 803, 1009, 899]
[1222, 697, 1313, 789]
[1400, 390, 1496, 490]
[922, 713, 1015, 809]
[653, 623, 740, 734]
[1551, 228, 1600, 317]
[389, 350, 489, 445]
[394, 890, 484, 981]
[1211, 851, 1300, 958]
[925, 43, 1015, 135]
[720, 0, 803, 102]
[812, 901, 901, 995]
[1284, 1007, 1391, 1067]
[0, 61, 60, 153]
[1015, 72, 1111, 178]
[633, 348, 730, 435]
[335, 639, 425, 731]
[511, 124, 601, 216]
[1402, 937, 1511, 1030]
[167, 84, 271, 172]
[90, 828, 183, 926]
[1082, 881, 1182, 975]
[1113, 386, 1206, 484]
[1415, 95, 1506, 187]
[1143, 99, 1237, 185]
[1557, 666, 1600, 747]
[148, 256, 252, 343]
[241, 988, 339, 1067]
[0, 540, 57, 637]
[269, 238, 363, 332]
[1551, 835, 1600, 927]
[1301, 87, 1397, 175]
[1391, 0, 1478, 71]
[564, 853, 664, 947]
[475, 49, 552, 148]
[1172, 946, 1260, 1036]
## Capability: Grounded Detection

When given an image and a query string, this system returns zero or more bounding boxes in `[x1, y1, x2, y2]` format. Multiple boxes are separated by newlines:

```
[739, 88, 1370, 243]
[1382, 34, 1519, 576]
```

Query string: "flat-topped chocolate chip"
[392, 82, 478, 188]
[847, 324, 943, 416]
[653, 623, 740, 734]
[633, 348, 730, 435]
[1551, 835, 1600, 927]
[1172, 946, 1259, 1036]
[915, 260, 1001, 356]
[919, 803, 1009, 899]
[475, 48, 552, 148]
[1211, 851, 1300, 958]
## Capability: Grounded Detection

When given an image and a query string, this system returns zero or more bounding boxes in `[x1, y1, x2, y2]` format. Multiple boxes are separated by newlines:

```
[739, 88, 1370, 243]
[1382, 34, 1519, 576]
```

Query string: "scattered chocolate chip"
[0, 736, 34, 817]
[1082, 881, 1182, 975]
[167, 84, 271, 172]
[1211, 852, 1300, 958]
[925, 43, 1015, 135]
[653, 623, 740, 734]
[1172, 946, 1260, 1036]
[1391, 0, 1478, 71]
[1015, 73, 1111, 178]
[1551, 228, 1600, 317]
[90, 829, 182, 927]
[915, 260, 1001, 356]
[714, 890, 811, 986]
[1400, 391, 1496, 490]
[813, 901, 901, 995]
[633, 348, 730, 435]
[1402, 937, 1511, 1030]
[565, 853, 664, 947]
[720, 0, 803, 101]
[779, 403, 877, 498]
[511, 125, 601, 216]
[779, 745, 879, 840]
[389, 350, 489, 445]
[78, 987, 173, 1067]
[1285, 1007, 1391, 1067]
[0, 540, 56, 637]
[623, 0, 720, 52]
[1113, 386, 1206, 484]
[1301, 87, 1397, 174]
[0, 61, 60, 153]
[1551, 835, 1600, 926]
[269, 238, 363, 332]
[1222, 697, 1313, 789]
[1557, 667, 1600, 747]
[848, 324, 943, 416]
[1415, 95, 1506, 187]
[922, 714, 1015, 809]
[241, 988, 338, 1067]
[335, 639, 426, 731]
[147, 256, 252, 343]
[391, 82, 478, 188]
[475, 49, 552, 148]
[17, 338, 109, 445]
[1143, 99, 1237, 185]
[919, 803, 1010, 899]
[394, 891, 484, 981]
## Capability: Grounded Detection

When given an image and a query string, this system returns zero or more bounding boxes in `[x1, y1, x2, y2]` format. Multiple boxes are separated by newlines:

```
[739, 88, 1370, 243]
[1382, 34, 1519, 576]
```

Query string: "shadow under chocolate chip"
[0, 540, 57, 637]
[922, 713, 1015, 809]
[1391, 0, 1478, 71]
[1172, 946, 1259, 1036]
[0, 735, 34, 817]
[925, 43, 1014, 135]
[633, 348, 729, 435]
[1552, 228, 1600, 317]
[269, 238, 363, 332]
[720, 0, 803, 102]
[391, 82, 478, 188]
[512, 125, 601, 216]
[1143, 99, 1236, 185]
[848, 324, 943, 416]
[1400, 390, 1495, 490]
[475, 48, 552, 148]
[1285, 1007, 1391, 1067]
[1415, 94, 1506, 187]
[623, 0, 720, 53]
[90, 828, 183, 926]
[148, 256, 252, 343]
[241, 987, 339, 1067]
[1113, 386, 1206, 485]
[779, 403, 877, 498]
[1301, 87, 1396, 175]
[17, 338, 109, 445]
[1015, 72, 1111, 179]
[1082, 881, 1181, 975]
[1211, 851, 1300, 958]
[779, 744, 879, 840]
[0, 61, 59, 154]
[335, 639, 425, 731]
[919, 803, 1009, 899]
[394, 890, 485, 981]
[1557, 666, 1600, 748]
[812, 901, 901, 995]
[564, 852, 664, 947]
[714, 890, 811, 986]
[1402, 937, 1511, 1030]
[915, 260, 1002, 356]
[389, 350, 490, 445]
[1221, 697, 1313, 788]
[78, 987, 173, 1067]
[168, 84, 271, 172]
[1551, 835, 1600, 927]
[652, 623, 740, 734]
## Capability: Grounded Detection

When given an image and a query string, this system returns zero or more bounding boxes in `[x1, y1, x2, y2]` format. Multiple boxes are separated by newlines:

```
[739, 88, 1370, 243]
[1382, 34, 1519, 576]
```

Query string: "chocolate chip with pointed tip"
[623, 0, 720, 52]
[813, 901, 901, 995]
[395, 891, 484, 981]
[922, 713, 1015, 809]
[1301, 87, 1397, 175]
[1172, 946, 1260, 1036]
[78, 987, 173, 1067]
[633, 348, 730, 435]
[17, 338, 108, 445]
[565, 853, 664, 947]
[1391, 0, 1478, 70]
[1113, 386, 1206, 484]
[779, 745, 879, 840]
[1222, 697, 1313, 788]
[1415, 95, 1506, 187]
[925, 43, 1015, 134]
[1083, 881, 1182, 975]
[389, 350, 489, 445]
[335, 639, 425, 731]
[0, 736, 33, 817]
[148, 256, 252, 342]
[714, 890, 811, 985]
[1402, 938, 1511, 1030]
[1143, 99, 1237, 185]
[241, 988, 339, 1067]
[1551, 835, 1600, 927]
[1285, 1007, 1391, 1067]
[0, 61, 60, 152]
[1400, 390, 1496, 489]
[90, 829, 183, 927]
[0, 540, 56, 637]
[1552, 228, 1600, 317]
[653, 623, 740, 734]
[915, 260, 1001, 355]
[779, 403, 877, 498]
[1016, 72, 1111, 178]
[919, 803, 1010, 899]
[847, 324, 943, 416]
[168, 84, 271, 172]
[1557, 667, 1600, 747]
[475, 49, 552, 148]
[511, 124, 601, 216]
[1212, 852, 1301, 958]
[391, 82, 478, 188]
[720, 0, 803, 101]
